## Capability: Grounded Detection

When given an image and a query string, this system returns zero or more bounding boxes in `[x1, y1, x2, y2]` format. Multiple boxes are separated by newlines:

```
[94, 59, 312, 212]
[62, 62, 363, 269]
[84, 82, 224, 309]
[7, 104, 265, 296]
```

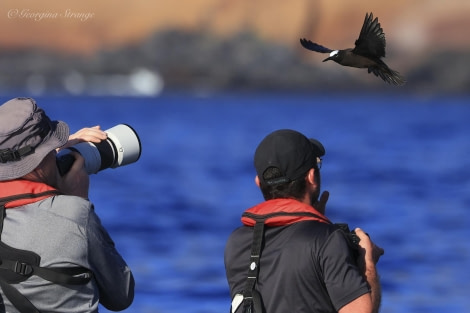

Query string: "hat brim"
[0, 120, 69, 181]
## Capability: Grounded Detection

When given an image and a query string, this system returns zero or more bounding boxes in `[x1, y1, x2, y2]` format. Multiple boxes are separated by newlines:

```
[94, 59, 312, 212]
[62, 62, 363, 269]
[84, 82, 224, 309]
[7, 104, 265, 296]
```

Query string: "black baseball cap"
[254, 129, 325, 186]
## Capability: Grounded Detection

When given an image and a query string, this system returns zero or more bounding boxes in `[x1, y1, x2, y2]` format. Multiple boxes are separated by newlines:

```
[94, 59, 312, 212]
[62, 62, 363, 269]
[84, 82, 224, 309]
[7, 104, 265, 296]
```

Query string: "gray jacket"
[0, 194, 134, 312]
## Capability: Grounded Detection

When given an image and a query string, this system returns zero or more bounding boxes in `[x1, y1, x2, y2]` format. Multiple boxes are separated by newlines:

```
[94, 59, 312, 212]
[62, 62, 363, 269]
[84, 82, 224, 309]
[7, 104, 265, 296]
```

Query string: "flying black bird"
[300, 12, 405, 85]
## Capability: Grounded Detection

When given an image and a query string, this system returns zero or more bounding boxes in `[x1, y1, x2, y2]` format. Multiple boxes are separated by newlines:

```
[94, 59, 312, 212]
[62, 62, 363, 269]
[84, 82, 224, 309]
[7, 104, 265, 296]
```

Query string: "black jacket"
[225, 199, 369, 313]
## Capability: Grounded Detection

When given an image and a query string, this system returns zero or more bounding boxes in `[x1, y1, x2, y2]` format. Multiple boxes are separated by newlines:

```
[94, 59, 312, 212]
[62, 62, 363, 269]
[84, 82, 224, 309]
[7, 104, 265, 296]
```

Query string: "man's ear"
[306, 168, 316, 185]
[255, 175, 261, 187]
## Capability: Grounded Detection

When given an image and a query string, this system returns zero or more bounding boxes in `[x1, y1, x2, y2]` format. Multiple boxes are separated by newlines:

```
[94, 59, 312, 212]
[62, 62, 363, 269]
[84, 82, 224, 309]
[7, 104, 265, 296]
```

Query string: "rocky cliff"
[0, 1, 469, 94]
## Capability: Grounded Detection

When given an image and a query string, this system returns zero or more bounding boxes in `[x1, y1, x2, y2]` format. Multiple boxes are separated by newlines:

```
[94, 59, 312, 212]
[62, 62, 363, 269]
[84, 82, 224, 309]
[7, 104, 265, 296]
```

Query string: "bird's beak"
[322, 57, 332, 62]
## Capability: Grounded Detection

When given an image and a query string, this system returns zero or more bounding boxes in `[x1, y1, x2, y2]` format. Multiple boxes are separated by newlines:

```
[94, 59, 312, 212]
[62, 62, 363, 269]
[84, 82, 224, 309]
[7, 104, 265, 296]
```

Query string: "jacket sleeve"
[86, 205, 135, 311]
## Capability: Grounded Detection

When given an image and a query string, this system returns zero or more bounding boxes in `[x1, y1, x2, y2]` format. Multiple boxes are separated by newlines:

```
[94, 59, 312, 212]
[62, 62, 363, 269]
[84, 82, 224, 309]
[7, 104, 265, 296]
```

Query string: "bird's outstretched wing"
[300, 38, 333, 53]
[353, 13, 386, 58]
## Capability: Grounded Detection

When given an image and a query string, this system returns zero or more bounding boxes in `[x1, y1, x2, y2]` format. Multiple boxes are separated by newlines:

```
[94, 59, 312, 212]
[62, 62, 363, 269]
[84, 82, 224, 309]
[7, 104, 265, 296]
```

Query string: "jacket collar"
[0, 179, 58, 209]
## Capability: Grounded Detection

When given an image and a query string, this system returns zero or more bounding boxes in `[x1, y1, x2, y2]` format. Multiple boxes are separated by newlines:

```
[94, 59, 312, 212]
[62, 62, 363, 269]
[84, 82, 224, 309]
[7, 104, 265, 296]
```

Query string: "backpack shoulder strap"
[0, 194, 92, 312]
[0, 279, 40, 313]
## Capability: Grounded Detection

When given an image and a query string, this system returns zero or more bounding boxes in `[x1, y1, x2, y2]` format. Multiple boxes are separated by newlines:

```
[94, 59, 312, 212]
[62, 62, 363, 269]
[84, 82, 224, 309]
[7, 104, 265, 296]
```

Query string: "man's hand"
[314, 190, 329, 215]
[60, 126, 107, 150]
[355, 228, 384, 267]
[56, 151, 89, 199]
[353, 228, 384, 313]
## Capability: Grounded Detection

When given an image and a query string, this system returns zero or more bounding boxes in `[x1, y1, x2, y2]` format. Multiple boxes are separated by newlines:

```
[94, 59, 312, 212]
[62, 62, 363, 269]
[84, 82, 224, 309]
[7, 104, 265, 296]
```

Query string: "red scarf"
[0, 180, 58, 209]
[241, 198, 331, 227]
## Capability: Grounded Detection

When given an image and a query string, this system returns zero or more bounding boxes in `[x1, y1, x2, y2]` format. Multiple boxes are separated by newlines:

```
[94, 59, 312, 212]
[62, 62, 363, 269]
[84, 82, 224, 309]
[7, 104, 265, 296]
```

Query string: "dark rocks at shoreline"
[0, 29, 468, 96]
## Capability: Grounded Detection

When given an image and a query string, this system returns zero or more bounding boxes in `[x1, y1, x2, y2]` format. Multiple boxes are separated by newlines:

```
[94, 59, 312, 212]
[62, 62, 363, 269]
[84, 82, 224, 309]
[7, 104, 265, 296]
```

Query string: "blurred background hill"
[0, 0, 469, 95]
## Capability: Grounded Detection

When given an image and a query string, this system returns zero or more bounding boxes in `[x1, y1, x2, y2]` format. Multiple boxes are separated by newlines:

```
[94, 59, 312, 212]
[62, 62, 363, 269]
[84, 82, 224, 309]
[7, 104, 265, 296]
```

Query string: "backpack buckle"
[13, 261, 33, 276]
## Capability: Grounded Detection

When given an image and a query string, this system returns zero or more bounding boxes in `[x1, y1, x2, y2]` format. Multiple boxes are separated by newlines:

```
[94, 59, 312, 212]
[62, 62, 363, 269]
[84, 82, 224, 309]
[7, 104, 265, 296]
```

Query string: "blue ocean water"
[26, 92, 470, 312]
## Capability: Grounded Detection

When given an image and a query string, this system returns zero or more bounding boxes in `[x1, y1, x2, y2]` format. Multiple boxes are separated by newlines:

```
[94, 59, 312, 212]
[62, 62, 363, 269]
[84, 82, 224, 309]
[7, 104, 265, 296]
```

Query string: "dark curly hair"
[259, 166, 308, 201]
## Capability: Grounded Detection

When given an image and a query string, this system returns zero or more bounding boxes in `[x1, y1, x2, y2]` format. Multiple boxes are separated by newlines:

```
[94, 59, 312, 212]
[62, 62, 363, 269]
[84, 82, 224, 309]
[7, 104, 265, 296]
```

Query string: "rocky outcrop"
[0, 29, 468, 95]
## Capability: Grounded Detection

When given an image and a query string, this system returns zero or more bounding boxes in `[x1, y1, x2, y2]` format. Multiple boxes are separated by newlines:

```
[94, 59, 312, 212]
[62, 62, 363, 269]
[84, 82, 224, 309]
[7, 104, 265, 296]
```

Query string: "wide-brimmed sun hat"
[0, 97, 70, 181]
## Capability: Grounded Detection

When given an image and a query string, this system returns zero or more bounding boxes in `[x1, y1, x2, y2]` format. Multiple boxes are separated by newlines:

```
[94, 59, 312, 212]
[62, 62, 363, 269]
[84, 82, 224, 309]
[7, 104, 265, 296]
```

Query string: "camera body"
[56, 124, 141, 175]
[335, 223, 361, 256]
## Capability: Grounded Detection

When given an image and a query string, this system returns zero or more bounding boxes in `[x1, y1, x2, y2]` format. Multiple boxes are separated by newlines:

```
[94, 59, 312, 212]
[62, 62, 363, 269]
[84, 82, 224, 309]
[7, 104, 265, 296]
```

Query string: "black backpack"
[0, 191, 93, 313]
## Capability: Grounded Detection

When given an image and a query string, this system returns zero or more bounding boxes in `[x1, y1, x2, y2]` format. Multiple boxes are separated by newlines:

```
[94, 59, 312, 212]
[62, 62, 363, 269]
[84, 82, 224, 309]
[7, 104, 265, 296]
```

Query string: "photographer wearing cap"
[0, 98, 134, 312]
[225, 129, 384, 313]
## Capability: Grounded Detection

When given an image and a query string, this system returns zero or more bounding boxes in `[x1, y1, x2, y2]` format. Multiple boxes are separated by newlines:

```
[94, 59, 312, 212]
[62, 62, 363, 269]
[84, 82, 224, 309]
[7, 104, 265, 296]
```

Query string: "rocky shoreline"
[0, 29, 468, 96]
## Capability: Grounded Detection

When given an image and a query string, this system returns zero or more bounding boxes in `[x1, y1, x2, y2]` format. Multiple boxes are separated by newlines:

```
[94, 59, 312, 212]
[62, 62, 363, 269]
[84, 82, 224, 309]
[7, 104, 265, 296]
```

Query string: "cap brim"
[309, 138, 325, 157]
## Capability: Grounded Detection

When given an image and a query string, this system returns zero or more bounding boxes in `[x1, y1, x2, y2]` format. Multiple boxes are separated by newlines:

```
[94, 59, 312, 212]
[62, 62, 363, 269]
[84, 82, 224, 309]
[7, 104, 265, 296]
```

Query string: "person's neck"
[22, 170, 56, 189]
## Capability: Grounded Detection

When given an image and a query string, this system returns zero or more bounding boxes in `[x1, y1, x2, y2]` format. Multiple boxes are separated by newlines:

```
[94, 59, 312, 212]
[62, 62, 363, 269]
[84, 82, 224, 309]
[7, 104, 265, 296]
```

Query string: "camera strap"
[232, 218, 266, 313]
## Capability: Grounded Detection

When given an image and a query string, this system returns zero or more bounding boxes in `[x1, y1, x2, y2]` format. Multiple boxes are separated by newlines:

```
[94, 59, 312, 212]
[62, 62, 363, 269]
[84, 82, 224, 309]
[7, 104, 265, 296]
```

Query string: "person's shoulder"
[292, 220, 337, 236]
[225, 225, 254, 250]
[42, 194, 93, 222]
[53, 194, 92, 207]
[226, 225, 251, 242]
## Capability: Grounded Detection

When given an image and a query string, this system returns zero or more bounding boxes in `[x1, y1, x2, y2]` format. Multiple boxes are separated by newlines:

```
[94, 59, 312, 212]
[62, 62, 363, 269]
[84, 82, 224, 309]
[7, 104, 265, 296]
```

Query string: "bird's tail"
[368, 63, 406, 86]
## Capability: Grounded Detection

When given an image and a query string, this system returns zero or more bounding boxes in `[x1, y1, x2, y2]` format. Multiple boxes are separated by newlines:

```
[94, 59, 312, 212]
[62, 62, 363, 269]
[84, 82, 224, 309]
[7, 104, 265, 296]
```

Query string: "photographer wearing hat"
[0, 98, 134, 312]
[225, 129, 384, 313]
